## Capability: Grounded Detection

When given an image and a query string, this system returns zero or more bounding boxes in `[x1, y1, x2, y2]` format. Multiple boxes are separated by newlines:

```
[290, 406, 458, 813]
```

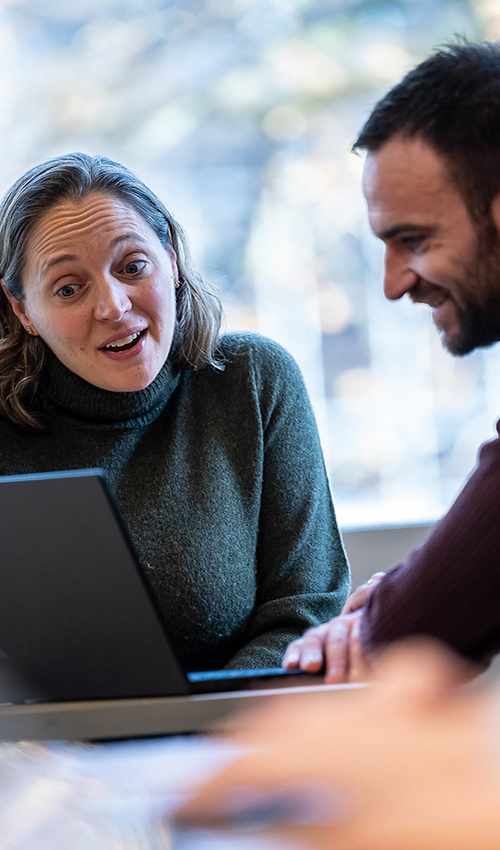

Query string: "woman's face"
[7, 192, 178, 392]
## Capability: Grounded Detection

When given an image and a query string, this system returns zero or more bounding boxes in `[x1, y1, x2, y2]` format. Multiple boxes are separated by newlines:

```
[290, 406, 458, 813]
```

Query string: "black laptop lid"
[0, 469, 190, 701]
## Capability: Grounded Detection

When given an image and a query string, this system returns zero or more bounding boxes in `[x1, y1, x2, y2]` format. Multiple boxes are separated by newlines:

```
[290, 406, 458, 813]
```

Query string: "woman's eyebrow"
[109, 232, 149, 248]
[41, 253, 78, 275]
[40, 233, 149, 276]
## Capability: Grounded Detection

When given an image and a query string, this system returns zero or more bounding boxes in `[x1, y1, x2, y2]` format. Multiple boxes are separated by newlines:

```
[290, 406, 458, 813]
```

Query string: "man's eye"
[401, 236, 424, 250]
[123, 260, 147, 275]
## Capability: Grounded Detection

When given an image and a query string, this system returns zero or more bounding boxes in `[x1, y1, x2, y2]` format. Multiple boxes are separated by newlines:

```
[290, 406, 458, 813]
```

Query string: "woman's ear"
[166, 248, 180, 286]
[0, 280, 38, 335]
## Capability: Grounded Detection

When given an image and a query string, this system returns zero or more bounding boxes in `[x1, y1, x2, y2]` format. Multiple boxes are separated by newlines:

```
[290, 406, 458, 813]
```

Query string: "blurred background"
[1, 0, 498, 527]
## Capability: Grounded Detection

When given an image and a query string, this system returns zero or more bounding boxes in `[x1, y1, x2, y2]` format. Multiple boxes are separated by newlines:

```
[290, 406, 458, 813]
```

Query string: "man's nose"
[92, 277, 132, 322]
[383, 249, 419, 301]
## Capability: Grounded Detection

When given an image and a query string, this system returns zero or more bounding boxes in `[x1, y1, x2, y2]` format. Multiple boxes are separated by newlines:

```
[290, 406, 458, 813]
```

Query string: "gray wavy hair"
[0, 152, 224, 427]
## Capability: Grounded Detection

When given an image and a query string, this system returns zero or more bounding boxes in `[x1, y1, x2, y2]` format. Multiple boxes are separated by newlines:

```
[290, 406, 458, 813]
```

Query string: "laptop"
[0, 469, 354, 740]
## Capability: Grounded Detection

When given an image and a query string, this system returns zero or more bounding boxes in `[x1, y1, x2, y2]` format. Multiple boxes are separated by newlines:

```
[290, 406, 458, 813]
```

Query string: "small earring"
[175, 279, 180, 289]
[26, 326, 34, 335]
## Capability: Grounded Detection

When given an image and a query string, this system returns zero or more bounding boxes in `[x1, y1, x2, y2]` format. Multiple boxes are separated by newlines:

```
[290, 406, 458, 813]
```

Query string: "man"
[283, 39, 500, 683]
[177, 42, 500, 848]
[175, 44, 500, 850]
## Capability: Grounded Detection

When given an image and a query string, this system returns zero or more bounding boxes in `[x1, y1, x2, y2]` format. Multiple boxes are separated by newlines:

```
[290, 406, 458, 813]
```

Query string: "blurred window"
[1, 0, 497, 526]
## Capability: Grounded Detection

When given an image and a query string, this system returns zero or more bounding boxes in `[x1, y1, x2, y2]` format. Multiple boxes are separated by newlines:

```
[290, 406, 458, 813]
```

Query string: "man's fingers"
[283, 625, 328, 672]
[346, 612, 371, 683]
[296, 631, 327, 672]
[282, 640, 301, 668]
[341, 585, 372, 614]
[323, 616, 352, 683]
[341, 571, 386, 615]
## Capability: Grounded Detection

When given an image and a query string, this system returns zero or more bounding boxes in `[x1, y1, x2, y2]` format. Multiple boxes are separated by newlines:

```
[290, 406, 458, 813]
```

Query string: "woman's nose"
[383, 249, 419, 301]
[92, 277, 132, 322]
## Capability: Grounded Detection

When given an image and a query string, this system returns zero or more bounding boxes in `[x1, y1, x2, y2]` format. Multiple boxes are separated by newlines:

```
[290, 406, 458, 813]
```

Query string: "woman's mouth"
[100, 328, 148, 359]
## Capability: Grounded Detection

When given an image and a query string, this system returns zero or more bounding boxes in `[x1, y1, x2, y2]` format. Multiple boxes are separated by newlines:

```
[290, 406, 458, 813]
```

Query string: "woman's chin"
[74, 362, 165, 393]
[103, 372, 162, 393]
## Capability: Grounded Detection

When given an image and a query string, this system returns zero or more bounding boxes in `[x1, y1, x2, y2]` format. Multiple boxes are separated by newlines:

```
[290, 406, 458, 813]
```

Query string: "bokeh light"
[0, 0, 496, 526]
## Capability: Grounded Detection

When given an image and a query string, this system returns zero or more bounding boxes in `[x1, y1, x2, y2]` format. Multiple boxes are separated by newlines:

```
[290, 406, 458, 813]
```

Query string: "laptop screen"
[0, 469, 190, 702]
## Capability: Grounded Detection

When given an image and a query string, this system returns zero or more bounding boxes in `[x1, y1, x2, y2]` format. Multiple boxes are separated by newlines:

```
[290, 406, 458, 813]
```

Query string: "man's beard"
[441, 245, 500, 356]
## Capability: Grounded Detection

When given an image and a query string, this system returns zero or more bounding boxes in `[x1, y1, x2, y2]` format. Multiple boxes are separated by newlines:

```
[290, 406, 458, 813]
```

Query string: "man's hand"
[341, 570, 386, 614]
[282, 572, 385, 682]
[282, 610, 370, 683]
[176, 641, 495, 850]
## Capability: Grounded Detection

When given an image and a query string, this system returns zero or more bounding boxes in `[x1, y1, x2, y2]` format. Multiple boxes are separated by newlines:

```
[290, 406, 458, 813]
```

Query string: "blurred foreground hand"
[177, 640, 500, 850]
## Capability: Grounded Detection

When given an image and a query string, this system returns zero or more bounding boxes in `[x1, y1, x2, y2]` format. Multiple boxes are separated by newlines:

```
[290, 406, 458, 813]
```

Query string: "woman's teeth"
[104, 331, 142, 350]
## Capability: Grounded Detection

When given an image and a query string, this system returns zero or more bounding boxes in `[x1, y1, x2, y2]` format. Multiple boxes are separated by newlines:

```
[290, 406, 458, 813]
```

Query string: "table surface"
[0, 736, 287, 850]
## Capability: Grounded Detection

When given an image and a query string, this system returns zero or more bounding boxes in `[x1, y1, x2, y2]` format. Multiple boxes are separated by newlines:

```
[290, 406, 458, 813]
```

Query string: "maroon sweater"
[360, 422, 500, 665]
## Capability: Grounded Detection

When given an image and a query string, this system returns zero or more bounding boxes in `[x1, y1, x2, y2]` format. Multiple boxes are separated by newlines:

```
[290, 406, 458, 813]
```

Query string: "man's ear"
[491, 192, 500, 235]
[0, 280, 38, 335]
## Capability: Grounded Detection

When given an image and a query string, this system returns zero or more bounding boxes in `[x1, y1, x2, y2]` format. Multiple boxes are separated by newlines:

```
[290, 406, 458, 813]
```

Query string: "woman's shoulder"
[217, 332, 302, 380]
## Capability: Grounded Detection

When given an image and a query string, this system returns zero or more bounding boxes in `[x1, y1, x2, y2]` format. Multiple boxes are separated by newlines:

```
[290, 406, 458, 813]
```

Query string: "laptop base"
[0, 682, 364, 741]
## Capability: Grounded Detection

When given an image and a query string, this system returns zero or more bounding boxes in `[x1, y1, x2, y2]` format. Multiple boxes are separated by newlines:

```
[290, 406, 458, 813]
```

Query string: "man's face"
[362, 136, 500, 355]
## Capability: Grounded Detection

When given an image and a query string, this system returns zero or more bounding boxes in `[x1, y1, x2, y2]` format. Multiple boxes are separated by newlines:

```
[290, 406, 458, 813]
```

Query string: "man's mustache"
[409, 281, 449, 306]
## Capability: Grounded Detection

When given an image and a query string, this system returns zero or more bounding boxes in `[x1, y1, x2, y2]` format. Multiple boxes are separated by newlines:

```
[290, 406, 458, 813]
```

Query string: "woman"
[0, 152, 349, 671]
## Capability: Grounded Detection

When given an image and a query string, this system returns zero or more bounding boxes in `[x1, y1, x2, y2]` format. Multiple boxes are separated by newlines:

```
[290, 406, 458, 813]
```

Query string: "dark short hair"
[0, 153, 223, 427]
[353, 40, 500, 229]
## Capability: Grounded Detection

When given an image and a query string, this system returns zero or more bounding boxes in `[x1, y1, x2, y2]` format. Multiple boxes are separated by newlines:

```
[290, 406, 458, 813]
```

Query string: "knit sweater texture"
[1, 332, 349, 671]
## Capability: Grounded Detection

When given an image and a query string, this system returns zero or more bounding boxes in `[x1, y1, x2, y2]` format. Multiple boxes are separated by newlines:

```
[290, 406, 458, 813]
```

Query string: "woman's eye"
[57, 284, 79, 298]
[123, 260, 147, 275]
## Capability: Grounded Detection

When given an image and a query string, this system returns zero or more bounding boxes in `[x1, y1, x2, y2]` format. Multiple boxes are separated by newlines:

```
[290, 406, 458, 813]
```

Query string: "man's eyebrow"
[376, 223, 436, 240]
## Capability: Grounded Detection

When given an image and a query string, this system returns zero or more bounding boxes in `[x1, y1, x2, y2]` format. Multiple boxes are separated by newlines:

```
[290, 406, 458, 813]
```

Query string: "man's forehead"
[361, 136, 463, 232]
[362, 137, 449, 201]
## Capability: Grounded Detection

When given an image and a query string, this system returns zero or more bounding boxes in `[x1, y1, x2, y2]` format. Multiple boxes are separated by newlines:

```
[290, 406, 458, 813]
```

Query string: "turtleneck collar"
[46, 350, 181, 425]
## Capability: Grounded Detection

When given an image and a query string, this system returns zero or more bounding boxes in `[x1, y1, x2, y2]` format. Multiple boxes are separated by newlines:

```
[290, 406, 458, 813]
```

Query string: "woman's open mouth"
[100, 328, 148, 358]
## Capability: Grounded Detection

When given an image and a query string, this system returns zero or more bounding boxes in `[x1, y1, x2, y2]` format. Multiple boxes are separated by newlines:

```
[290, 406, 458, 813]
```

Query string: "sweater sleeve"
[360, 423, 500, 665]
[225, 337, 350, 669]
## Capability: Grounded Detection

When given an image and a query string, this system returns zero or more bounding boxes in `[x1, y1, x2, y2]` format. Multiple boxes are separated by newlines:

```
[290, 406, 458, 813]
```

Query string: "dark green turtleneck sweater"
[0, 332, 349, 671]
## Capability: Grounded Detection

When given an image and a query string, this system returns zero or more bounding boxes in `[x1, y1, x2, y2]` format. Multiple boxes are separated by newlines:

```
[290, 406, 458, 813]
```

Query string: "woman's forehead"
[27, 193, 156, 260]
[33, 193, 145, 238]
